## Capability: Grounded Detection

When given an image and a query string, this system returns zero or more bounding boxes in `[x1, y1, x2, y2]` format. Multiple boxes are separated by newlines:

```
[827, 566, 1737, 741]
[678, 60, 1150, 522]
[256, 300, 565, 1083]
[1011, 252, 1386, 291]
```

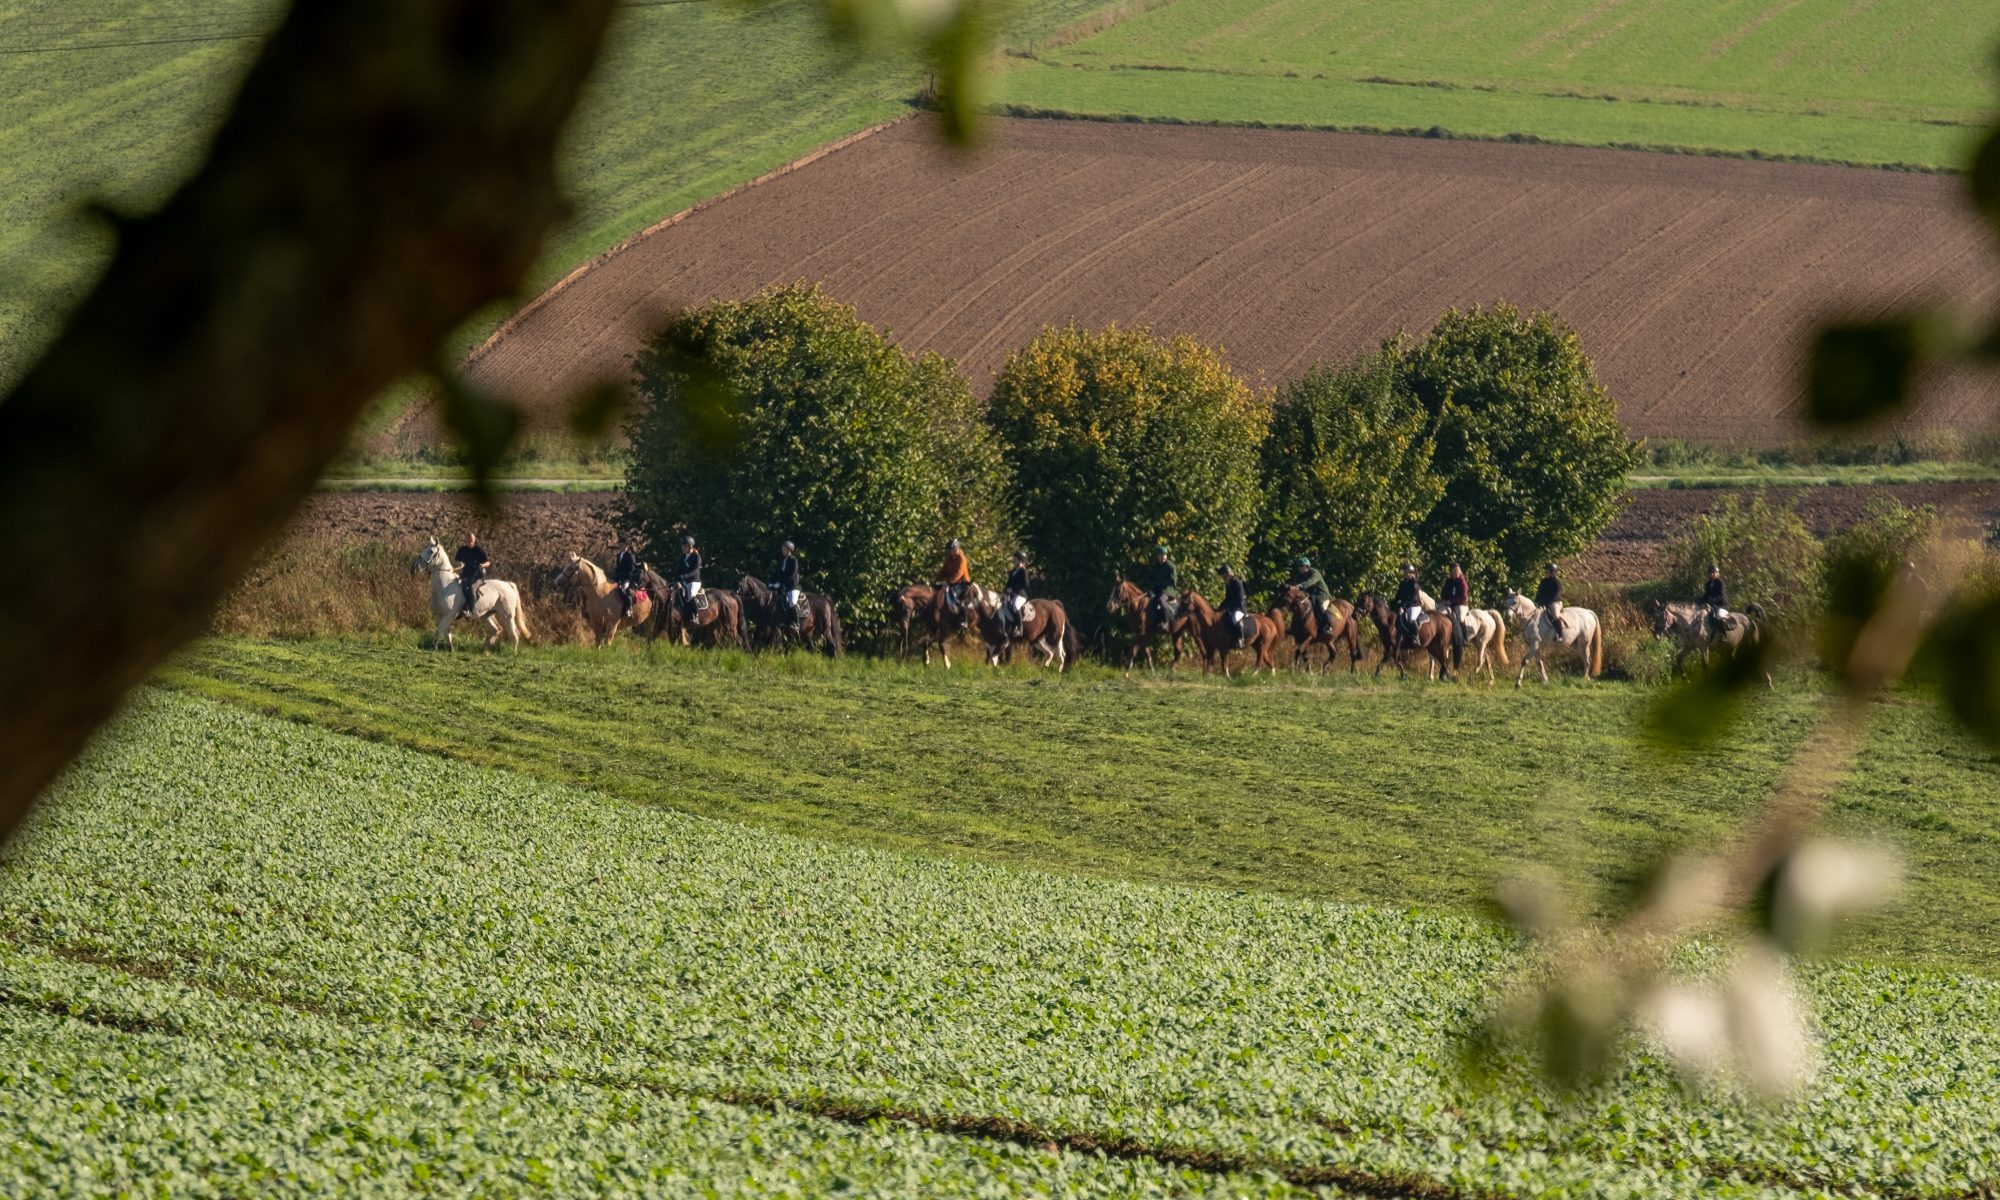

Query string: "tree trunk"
[0, 0, 617, 840]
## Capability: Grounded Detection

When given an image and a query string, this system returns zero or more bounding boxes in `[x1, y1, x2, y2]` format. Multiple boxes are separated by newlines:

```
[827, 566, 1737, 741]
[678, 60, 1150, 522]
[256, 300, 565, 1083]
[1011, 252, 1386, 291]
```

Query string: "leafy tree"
[987, 324, 1269, 619]
[1661, 491, 1823, 622]
[1402, 305, 1640, 594]
[621, 284, 1010, 627]
[1250, 346, 1440, 597]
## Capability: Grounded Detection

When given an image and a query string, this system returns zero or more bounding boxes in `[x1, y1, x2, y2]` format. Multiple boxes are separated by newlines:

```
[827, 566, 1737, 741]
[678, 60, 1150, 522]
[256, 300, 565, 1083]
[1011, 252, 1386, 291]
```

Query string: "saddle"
[1151, 596, 1179, 627]
[1233, 612, 1256, 647]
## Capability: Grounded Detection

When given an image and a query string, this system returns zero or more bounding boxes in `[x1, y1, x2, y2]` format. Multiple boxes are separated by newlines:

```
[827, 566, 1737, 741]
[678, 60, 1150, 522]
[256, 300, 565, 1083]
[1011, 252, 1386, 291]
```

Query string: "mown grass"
[163, 636, 2000, 974]
[0, 0, 1125, 391]
[995, 0, 1997, 169]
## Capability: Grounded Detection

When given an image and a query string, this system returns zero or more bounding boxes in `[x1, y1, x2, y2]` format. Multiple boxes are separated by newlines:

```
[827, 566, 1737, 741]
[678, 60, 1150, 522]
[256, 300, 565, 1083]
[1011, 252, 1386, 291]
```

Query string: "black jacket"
[1005, 566, 1030, 594]
[677, 550, 701, 583]
[773, 555, 800, 591]
[1146, 559, 1178, 595]
[612, 549, 639, 584]
[455, 545, 489, 580]
[1534, 576, 1562, 606]
[1702, 578, 1727, 607]
[1440, 575, 1468, 606]
[1221, 578, 1248, 612]
[1393, 578, 1421, 609]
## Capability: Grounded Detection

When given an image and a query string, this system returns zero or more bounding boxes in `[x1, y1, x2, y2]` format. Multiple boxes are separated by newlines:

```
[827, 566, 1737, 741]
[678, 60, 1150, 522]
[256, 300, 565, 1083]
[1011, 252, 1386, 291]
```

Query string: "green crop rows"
[2, 691, 1997, 1195]
[995, 0, 1998, 169]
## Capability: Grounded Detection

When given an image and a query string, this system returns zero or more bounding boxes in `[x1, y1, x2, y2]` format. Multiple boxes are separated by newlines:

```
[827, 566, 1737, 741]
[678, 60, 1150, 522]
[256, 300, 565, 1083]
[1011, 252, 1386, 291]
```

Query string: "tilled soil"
[298, 483, 2000, 586]
[452, 118, 1998, 446]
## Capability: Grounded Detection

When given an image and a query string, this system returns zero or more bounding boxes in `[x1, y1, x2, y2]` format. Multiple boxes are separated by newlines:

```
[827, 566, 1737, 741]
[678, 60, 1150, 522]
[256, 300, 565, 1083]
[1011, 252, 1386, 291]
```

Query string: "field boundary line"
[461, 115, 917, 371]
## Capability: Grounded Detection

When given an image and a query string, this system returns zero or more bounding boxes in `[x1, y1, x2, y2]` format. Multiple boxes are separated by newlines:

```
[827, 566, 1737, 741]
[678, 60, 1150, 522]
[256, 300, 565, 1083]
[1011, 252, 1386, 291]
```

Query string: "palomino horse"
[649, 570, 746, 649]
[973, 596, 1075, 671]
[412, 538, 531, 650]
[1182, 590, 1282, 676]
[1105, 576, 1189, 671]
[1357, 592, 1455, 681]
[1444, 604, 1509, 685]
[559, 553, 649, 647]
[1652, 600, 1771, 685]
[736, 575, 843, 656]
[1269, 583, 1364, 673]
[1503, 590, 1603, 686]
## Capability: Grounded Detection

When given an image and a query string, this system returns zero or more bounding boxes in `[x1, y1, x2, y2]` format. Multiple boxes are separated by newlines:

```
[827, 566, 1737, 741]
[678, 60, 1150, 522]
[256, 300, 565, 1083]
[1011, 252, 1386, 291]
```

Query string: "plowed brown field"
[458, 118, 1998, 444]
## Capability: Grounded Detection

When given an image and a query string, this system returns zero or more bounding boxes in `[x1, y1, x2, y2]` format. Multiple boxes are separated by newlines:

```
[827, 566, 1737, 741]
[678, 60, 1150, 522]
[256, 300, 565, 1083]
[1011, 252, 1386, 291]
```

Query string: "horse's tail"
[1589, 619, 1603, 679]
[1062, 615, 1082, 672]
[824, 602, 844, 658]
[513, 586, 533, 644]
[1492, 614, 1507, 665]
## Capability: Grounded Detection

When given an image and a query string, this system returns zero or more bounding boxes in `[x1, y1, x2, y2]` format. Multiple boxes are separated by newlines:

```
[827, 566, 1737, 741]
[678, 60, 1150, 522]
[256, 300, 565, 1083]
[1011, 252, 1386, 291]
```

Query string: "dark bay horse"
[1270, 583, 1364, 673]
[1182, 590, 1282, 676]
[893, 581, 989, 666]
[1357, 591, 1454, 681]
[647, 570, 745, 649]
[736, 574, 843, 657]
[1105, 576, 1189, 671]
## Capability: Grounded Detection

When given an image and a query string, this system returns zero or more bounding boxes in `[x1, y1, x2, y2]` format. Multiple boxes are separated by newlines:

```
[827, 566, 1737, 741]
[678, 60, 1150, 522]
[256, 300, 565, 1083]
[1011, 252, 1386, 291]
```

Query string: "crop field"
[163, 637, 2000, 975]
[994, 0, 1998, 170]
[0, 0, 1119, 391]
[459, 119, 1998, 446]
[4, 687, 1998, 1196]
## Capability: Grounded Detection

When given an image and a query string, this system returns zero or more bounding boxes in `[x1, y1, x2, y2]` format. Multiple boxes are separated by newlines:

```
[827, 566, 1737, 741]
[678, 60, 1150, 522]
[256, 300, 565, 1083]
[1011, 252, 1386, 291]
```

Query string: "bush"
[1662, 491, 1823, 621]
[620, 284, 1011, 628]
[988, 323, 1269, 619]
[1402, 304, 1640, 595]
[1249, 347, 1440, 597]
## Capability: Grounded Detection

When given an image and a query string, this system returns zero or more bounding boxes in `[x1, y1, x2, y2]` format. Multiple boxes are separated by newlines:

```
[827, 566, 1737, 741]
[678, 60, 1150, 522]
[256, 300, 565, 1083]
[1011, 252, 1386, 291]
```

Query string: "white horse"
[413, 538, 531, 650]
[1503, 590, 1602, 686]
[1446, 606, 1509, 684]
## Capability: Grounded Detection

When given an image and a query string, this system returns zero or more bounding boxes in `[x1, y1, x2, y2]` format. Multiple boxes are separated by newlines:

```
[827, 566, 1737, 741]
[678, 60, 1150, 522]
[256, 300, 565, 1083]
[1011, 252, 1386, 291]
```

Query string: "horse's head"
[1106, 576, 1132, 615]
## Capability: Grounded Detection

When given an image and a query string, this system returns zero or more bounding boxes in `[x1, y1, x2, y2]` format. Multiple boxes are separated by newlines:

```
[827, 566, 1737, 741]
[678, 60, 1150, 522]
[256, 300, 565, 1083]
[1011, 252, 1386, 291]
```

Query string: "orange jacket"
[939, 548, 970, 585]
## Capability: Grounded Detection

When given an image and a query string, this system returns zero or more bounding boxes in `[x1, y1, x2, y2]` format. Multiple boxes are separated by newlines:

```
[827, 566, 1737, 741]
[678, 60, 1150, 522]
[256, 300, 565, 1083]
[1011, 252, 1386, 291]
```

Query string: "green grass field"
[995, 0, 1999, 169]
[5, 689, 1997, 1195]
[162, 637, 2000, 975]
[0, 0, 1119, 391]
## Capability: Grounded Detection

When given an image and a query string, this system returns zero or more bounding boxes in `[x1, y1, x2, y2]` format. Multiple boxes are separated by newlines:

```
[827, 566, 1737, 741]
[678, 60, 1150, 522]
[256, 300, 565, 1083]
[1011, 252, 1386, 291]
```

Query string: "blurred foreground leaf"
[1806, 321, 1919, 427]
[1919, 590, 2000, 749]
[1644, 636, 1772, 748]
[437, 375, 522, 501]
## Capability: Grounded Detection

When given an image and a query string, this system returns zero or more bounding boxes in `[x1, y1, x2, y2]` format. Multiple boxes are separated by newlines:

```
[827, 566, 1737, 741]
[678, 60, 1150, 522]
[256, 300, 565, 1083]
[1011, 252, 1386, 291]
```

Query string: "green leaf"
[1806, 321, 1919, 427]
[435, 373, 521, 501]
[1970, 123, 2000, 230]
[1920, 590, 2000, 749]
[1644, 635, 1772, 748]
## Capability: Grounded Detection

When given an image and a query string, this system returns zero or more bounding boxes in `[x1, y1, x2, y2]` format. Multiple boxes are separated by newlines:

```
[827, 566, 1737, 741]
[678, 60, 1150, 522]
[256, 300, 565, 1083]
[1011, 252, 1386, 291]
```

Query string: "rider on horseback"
[938, 538, 972, 615]
[773, 541, 803, 628]
[1292, 556, 1333, 626]
[676, 535, 703, 617]
[1700, 564, 1728, 632]
[1146, 546, 1179, 626]
[1393, 562, 1424, 637]
[453, 532, 489, 619]
[1441, 562, 1470, 648]
[1002, 551, 1031, 636]
[611, 538, 642, 617]
[1220, 565, 1250, 648]
[1534, 563, 1564, 630]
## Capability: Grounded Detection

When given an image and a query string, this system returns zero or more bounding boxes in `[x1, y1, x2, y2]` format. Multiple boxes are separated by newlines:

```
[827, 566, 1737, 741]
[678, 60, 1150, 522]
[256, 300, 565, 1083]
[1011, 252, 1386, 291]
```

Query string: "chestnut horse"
[894, 581, 993, 667]
[1269, 583, 1364, 673]
[974, 596, 1076, 671]
[1356, 591, 1455, 681]
[1105, 576, 1189, 671]
[559, 553, 649, 648]
[1182, 590, 1283, 676]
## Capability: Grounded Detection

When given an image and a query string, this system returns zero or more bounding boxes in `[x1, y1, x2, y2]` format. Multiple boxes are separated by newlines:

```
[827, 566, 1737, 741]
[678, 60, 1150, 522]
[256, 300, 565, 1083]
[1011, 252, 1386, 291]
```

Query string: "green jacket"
[1146, 559, 1178, 596]
[1294, 568, 1331, 604]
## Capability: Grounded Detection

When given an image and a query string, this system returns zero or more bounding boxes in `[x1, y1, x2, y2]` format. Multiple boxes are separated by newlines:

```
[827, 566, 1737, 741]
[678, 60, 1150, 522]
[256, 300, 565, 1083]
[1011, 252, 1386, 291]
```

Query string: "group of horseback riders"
[443, 529, 1741, 651]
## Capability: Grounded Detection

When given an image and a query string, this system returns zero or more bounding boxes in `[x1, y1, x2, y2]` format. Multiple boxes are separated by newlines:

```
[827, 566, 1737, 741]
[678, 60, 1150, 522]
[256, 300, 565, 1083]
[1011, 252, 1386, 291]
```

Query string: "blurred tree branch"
[0, 0, 618, 839]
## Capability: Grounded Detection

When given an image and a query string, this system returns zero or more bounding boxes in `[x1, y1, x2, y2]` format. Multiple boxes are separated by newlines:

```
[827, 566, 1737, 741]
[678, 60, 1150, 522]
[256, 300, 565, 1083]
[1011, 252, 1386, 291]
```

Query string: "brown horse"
[1357, 591, 1455, 681]
[649, 571, 745, 649]
[974, 596, 1076, 671]
[736, 575, 843, 657]
[1269, 583, 1365, 673]
[1105, 576, 1189, 671]
[894, 581, 990, 667]
[1182, 590, 1282, 676]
